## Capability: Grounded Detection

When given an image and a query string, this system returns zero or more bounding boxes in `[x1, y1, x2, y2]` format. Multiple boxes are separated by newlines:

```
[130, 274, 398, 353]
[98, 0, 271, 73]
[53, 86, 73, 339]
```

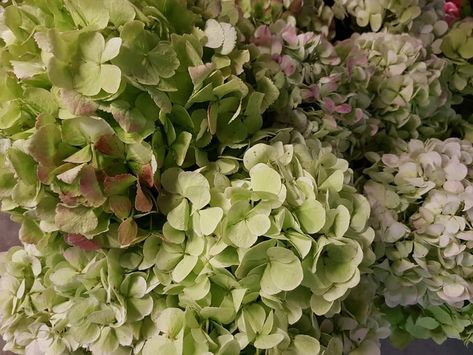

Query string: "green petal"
[295, 199, 326, 234]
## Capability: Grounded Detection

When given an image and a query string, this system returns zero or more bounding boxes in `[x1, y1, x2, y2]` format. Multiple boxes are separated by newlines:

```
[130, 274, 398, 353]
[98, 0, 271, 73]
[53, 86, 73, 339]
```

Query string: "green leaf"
[250, 163, 281, 195]
[291, 335, 321, 354]
[295, 199, 326, 234]
[333, 205, 350, 238]
[264, 247, 303, 292]
[7, 149, 37, 185]
[459, 38, 473, 60]
[105, 0, 135, 26]
[171, 131, 192, 166]
[416, 317, 440, 330]
[28, 124, 61, 167]
[178, 172, 210, 211]
[64, 0, 110, 29]
[118, 218, 138, 247]
[319, 170, 344, 192]
[156, 308, 185, 338]
[167, 199, 189, 231]
[199, 207, 223, 235]
[254, 334, 284, 349]
[172, 254, 198, 282]
[310, 294, 333, 316]
[148, 42, 181, 79]
[90, 327, 119, 354]
[55, 205, 99, 235]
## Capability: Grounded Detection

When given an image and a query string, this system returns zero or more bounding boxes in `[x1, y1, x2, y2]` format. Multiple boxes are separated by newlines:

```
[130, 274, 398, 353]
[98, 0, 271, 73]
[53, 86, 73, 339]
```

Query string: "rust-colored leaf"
[95, 134, 125, 158]
[139, 163, 154, 188]
[103, 174, 137, 196]
[118, 218, 138, 247]
[80, 165, 106, 206]
[109, 195, 132, 219]
[65, 233, 101, 251]
[135, 182, 153, 212]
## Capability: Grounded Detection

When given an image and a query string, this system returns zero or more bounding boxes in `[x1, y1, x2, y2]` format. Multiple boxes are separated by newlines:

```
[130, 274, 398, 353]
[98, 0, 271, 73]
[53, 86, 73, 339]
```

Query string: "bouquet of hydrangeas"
[0, 0, 472, 354]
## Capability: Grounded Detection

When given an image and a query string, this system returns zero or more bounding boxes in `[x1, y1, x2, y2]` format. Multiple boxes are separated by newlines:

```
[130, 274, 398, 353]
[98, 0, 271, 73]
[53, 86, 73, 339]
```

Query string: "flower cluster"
[441, 18, 473, 95]
[0, 0, 473, 354]
[364, 138, 473, 307]
[0, 132, 377, 354]
[250, 20, 455, 157]
[0, 0, 281, 248]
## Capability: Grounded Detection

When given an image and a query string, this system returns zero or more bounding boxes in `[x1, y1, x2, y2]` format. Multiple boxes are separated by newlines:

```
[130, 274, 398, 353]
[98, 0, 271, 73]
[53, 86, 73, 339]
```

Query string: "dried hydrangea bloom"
[254, 25, 456, 158]
[238, 0, 335, 37]
[364, 138, 473, 307]
[332, 0, 448, 46]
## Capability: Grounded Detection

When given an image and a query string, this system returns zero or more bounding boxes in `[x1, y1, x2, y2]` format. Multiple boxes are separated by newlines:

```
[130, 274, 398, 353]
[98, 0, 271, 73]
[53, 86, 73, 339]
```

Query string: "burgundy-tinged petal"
[66, 233, 101, 251]
[135, 181, 153, 212]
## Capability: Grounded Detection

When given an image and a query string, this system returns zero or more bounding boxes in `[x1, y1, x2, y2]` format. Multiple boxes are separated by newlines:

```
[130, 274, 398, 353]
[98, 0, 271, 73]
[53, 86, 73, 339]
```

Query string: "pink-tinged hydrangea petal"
[279, 55, 297, 76]
[281, 25, 298, 48]
[322, 97, 336, 113]
[66, 234, 101, 251]
[444, 158, 468, 181]
[335, 104, 352, 114]
[254, 26, 272, 46]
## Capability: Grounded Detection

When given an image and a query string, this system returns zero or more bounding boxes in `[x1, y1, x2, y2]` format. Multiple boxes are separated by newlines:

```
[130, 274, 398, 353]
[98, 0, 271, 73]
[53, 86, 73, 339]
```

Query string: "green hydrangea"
[0, 0, 280, 247]
[384, 303, 473, 348]
[332, 0, 447, 43]
[441, 18, 473, 95]
[364, 138, 473, 307]
[1, 0, 472, 353]
[0, 131, 376, 354]
[238, 0, 334, 37]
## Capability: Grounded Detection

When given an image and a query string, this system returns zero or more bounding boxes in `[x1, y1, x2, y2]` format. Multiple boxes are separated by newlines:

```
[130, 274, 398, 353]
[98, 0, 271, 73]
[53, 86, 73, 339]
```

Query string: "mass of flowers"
[0, 0, 472, 354]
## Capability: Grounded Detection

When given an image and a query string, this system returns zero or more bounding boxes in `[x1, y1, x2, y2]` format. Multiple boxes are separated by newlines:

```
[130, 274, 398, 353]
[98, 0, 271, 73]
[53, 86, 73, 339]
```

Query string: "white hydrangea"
[364, 138, 473, 307]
